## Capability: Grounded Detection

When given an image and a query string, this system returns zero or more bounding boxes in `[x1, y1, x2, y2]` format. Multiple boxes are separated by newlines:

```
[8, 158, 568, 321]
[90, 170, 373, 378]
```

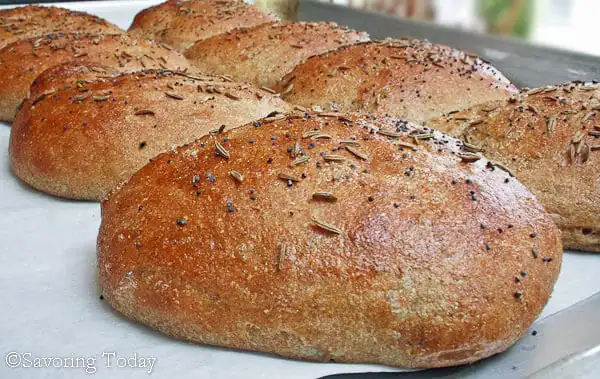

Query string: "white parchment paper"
[0, 2, 599, 378]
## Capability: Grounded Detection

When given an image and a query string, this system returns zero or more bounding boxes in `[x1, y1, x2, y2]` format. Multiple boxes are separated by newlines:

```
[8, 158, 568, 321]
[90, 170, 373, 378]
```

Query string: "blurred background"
[1, 0, 599, 57]
[258, 0, 600, 57]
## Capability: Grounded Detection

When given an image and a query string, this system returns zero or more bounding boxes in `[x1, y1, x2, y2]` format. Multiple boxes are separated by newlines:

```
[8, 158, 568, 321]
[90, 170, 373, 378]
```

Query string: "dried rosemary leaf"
[303, 130, 320, 139]
[93, 95, 110, 102]
[311, 216, 342, 235]
[224, 92, 240, 100]
[312, 192, 337, 202]
[317, 112, 340, 118]
[264, 114, 285, 122]
[462, 141, 484, 153]
[547, 116, 557, 133]
[134, 109, 155, 116]
[278, 244, 289, 271]
[72, 94, 89, 102]
[582, 111, 596, 123]
[569, 143, 576, 164]
[260, 86, 277, 94]
[527, 105, 539, 115]
[215, 141, 230, 159]
[323, 154, 345, 162]
[413, 132, 435, 140]
[312, 134, 333, 140]
[229, 170, 244, 182]
[293, 105, 307, 112]
[290, 156, 310, 166]
[278, 173, 300, 182]
[345, 145, 368, 160]
[581, 143, 591, 163]
[395, 140, 417, 149]
[291, 141, 301, 158]
[526, 88, 543, 95]
[493, 162, 515, 177]
[377, 129, 402, 138]
[340, 140, 361, 147]
[165, 92, 184, 100]
[458, 152, 481, 163]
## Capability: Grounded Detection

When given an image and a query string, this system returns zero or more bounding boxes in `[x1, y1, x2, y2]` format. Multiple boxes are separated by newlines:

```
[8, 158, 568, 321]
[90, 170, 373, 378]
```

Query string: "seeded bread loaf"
[9, 67, 290, 200]
[184, 21, 370, 88]
[427, 82, 600, 252]
[98, 112, 561, 368]
[275, 39, 518, 122]
[0, 5, 122, 50]
[0, 33, 191, 122]
[128, 0, 277, 52]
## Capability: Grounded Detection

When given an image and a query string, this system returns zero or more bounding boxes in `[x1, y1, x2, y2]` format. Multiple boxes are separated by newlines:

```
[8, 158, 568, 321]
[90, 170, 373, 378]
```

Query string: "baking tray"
[0, 1, 599, 378]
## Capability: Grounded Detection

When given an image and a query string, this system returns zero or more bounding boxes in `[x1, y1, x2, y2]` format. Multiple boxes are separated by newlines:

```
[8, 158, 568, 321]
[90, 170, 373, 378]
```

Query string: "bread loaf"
[128, 0, 277, 51]
[184, 21, 370, 88]
[9, 67, 290, 200]
[275, 39, 518, 122]
[0, 33, 191, 122]
[98, 112, 561, 368]
[0, 5, 122, 49]
[427, 82, 600, 252]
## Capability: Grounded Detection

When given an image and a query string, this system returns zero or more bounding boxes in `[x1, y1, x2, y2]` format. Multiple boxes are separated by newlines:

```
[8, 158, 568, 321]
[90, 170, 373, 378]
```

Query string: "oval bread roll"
[185, 21, 370, 88]
[9, 67, 290, 200]
[275, 39, 518, 122]
[427, 82, 600, 252]
[128, 0, 277, 51]
[0, 5, 122, 50]
[0, 33, 191, 122]
[98, 112, 561, 368]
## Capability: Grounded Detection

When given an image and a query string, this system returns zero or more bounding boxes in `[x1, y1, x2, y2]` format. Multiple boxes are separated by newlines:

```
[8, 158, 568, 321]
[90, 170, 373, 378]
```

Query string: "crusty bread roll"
[0, 33, 191, 122]
[9, 67, 290, 200]
[98, 112, 562, 368]
[128, 0, 277, 52]
[427, 82, 600, 252]
[184, 21, 370, 88]
[0, 5, 122, 50]
[275, 39, 518, 122]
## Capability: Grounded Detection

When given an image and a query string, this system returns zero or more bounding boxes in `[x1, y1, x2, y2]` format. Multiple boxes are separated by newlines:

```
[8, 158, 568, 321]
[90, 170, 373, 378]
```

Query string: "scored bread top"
[0, 5, 122, 49]
[9, 67, 291, 200]
[128, 0, 277, 51]
[98, 112, 561, 368]
[28, 61, 119, 99]
[0, 33, 191, 122]
[185, 21, 370, 88]
[275, 39, 518, 122]
[427, 82, 600, 252]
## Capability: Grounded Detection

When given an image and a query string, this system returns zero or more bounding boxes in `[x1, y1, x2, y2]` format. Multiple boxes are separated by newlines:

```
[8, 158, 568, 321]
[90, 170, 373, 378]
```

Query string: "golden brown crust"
[427, 82, 600, 252]
[9, 67, 290, 200]
[0, 5, 122, 49]
[275, 39, 518, 122]
[184, 21, 370, 88]
[28, 61, 118, 100]
[98, 112, 562, 368]
[128, 0, 277, 51]
[0, 33, 191, 122]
